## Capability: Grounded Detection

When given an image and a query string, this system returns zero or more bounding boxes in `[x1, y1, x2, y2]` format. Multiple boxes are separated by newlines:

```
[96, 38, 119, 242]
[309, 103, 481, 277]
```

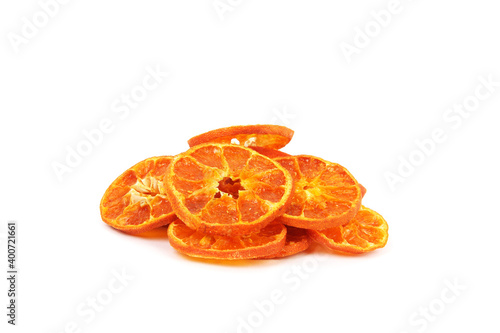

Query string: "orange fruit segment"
[308, 206, 388, 254]
[187, 124, 294, 150]
[100, 156, 177, 234]
[168, 220, 286, 260]
[164, 143, 294, 236]
[273, 155, 363, 230]
[259, 226, 310, 259]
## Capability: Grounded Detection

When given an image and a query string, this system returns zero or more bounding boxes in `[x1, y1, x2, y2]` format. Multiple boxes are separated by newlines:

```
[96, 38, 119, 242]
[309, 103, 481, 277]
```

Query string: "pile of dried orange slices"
[100, 125, 388, 260]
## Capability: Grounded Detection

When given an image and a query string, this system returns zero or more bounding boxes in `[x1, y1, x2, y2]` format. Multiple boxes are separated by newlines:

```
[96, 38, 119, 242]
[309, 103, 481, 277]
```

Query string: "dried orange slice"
[274, 155, 362, 230]
[308, 206, 388, 254]
[250, 146, 291, 159]
[168, 220, 286, 260]
[259, 226, 310, 259]
[100, 156, 176, 234]
[188, 125, 294, 150]
[360, 184, 367, 198]
[164, 143, 294, 236]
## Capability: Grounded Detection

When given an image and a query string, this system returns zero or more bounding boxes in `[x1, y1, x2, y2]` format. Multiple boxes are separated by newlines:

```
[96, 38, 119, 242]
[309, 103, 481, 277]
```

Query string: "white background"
[1, 1, 500, 332]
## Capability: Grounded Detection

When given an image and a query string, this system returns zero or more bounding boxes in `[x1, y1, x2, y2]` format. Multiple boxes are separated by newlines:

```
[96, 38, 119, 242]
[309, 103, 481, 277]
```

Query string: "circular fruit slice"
[308, 206, 388, 254]
[168, 220, 286, 260]
[164, 143, 294, 236]
[259, 226, 310, 259]
[100, 156, 177, 234]
[273, 155, 363, 230]
[187, 125, 294, 150]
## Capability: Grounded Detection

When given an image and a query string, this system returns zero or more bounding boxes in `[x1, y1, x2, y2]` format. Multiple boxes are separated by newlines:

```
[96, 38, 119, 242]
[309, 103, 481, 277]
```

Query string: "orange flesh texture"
[164, 144, 294, 237]
[168, 220, 287, 260]
[274, 155, 362, 230]
[259, 226, 310, 259]
[187, 125, 294, 150]
[308, 206, 388, 254]
[100, 156, 177, 233]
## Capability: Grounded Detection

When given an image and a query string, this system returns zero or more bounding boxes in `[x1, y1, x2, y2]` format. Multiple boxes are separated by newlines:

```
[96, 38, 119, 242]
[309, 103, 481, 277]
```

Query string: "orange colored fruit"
[187, 124, 294, 150]
[100, 156, 177, 234]
[308, 206, 388, 254]
[259, 226, 310, 259]
[168, 220, 287, 260]
[164, 143, 294, 236]
[250, 146, 291, 159]
[273, 155, 363, 230]
[360, 184, 367, 198]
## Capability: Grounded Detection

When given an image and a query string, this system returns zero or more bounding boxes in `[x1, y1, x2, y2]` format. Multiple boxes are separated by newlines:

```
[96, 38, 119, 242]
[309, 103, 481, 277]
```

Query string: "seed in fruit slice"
[100, 156, 177, 234]
[259, 226, 310, 259]
[187, 124, 294, 150]
[164, 143, 294, 236]
[168, 220, 287, 260]
[273, 155, 363, 230]
[308, 206, 388, 254]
